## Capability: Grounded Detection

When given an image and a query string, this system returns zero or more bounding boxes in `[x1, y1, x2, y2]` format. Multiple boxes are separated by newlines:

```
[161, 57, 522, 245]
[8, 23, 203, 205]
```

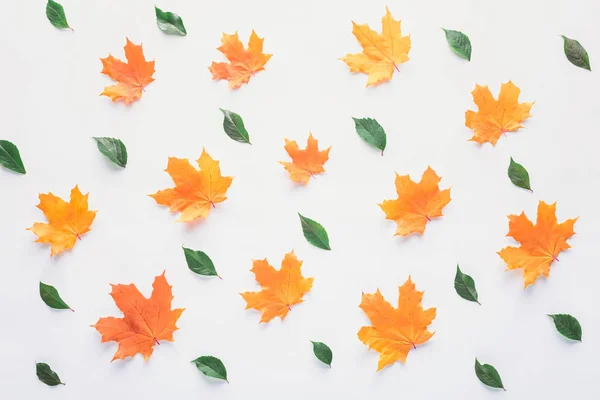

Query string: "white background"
[1, 0, 599, 398]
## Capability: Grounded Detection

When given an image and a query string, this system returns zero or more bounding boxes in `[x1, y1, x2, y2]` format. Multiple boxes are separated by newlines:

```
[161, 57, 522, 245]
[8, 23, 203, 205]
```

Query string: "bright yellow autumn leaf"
[341, 7, 411, 86]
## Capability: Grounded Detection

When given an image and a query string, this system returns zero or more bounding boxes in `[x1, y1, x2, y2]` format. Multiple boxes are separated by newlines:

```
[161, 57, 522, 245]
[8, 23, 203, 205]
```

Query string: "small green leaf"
[220, 109, 251, 144]
[442, 28, 471, 61]
[299, 213, 331, 250]
[155, 6, 187, 36]
[46, 0, 72, 30]
[39, 282, 72, 311]
[311, 341, 333, 367]
[352, 117, 386, 154]
[36, 362, 65, 386]
[191, 356, 228, 382]
[93, 137, 127, 168]
[183, 247, 220, 277]
[454, 265, 480, 304]
[0, 140, 26, 174]
[548, 314, 582, 341]
[475, 358, 505, 390]
[562, 35, 591, 71]
[508, 157, 532, 191]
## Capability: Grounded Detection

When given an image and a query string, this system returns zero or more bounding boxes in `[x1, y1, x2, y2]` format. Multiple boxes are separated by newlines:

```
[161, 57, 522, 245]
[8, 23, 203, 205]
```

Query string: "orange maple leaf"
[341, 7, 411, 86]
[28, 185, 97, 257]
[465, 81, 534, 145]
[92, 272, 184, 361]
[100, 38, 155, 104]
[498, 201, 578, 288]
[359, 277, 436, 371]
[150, 149, 233, 222]
[379, 166, 451, 236]
[209, 30, 272, 89]
[279, 133, 331, 184]
[241, 251, 313, 323]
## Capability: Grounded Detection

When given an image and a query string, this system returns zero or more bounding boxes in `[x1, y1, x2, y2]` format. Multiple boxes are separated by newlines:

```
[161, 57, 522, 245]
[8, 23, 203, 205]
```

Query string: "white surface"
[1, 0, 599, 398]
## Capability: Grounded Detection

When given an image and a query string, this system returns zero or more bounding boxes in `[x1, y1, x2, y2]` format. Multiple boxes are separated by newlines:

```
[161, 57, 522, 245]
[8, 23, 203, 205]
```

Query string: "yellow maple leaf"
[465, 81, 534, 145]
[341, 7, 411, 86]
[359, 277, 436, 371]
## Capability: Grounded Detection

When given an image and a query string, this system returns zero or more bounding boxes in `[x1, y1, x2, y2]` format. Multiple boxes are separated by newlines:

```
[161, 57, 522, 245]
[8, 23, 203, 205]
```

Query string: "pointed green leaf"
[352, 117, 386, 154]
[155, 6, 187, 36]
[36, 362, 65, 386]
[46, 0, 71, 30]
[191, 356, 228, 382]
[475, 358, 505, 390]
[39, 282, 72, 311]
[508, 157, 532, 191]
[219, 109, 251, 144]
[548, 314, 582, 341]
[454, 265, 480, 304]
[93, 137, 127, 168]
[442, 28, 471, 61]
[562, 35, 591, 71]
[0, 140, 26, 174]
[311, 341, 333, 367]
[299, 213, 331, 250]
[183, 247, 220, 277]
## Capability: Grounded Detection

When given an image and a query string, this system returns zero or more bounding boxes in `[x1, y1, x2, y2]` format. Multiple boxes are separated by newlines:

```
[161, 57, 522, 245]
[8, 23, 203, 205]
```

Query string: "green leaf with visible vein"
[548, 314, 582, 341]
[155, 6, 187, 36]
[36, 362, 65, 386]
[191, 356, 228, 382]
[46, 0, 72, 30]
[93, 137, 127, 168]
[442, 28, 471, 61]
[40, 282, 73, 311]
[299, 213, 330, 250]
[508, 157, 532, 191]
[0, 140, 26, 174]
[352, 117, 386, 154]
[220, 109, 251, 144]
[561, 35, 591, 71]
[183, 247, 220, 278]
[311, 341, 333, 367]
[475, 358, 505, 390]
[454, 265, 480, 304]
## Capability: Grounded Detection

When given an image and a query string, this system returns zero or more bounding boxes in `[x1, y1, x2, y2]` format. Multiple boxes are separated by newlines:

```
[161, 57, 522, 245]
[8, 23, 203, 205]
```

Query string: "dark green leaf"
[299, 213, 330, 250]
[442, 28, 471, 61]
[475, 358, 505, 390]
[508, 157, 532, 191]
[39, 282, 72, 311]
[562, 35, 591, 71]
[454, 265, 479, 304]
[352, 117, 386, 154]
[183, 247, 220, 277]
[0, 140, 26, 174]
[548, 314, 582, 341]
[46, 0, 71, 30]
[93, 137, 127, 168]
[311, 341, 333, 367]
[36, 362, 65, 386]
[191, 356, 228, 382]
[220, 109, 251, 144]
[155, 6, 187, 36]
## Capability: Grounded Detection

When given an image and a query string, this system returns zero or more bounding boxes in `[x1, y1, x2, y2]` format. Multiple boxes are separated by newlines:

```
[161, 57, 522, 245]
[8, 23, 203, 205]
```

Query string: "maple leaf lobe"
[29, 185, 97, 256]
[358, 277, 436, 371]
[93, 271, 185, 361]
[379, 166, 451, 236]
[465, 81, 534, 145]
[241, 251, 313, 323]
[100, 38, 155, 104]
[498, 201, 577, 288]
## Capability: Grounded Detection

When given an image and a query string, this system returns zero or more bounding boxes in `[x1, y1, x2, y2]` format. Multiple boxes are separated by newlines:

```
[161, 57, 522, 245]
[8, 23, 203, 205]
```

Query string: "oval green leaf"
[299, 213, 331, 250]
[311, 341, 333, 367]
[548, 314, 582, 341]
[475, 358, 505, 390]
[454, 265, 480, 304]
[0, 140, 26, 174]
[352, 117, 386, 154]
[183, 247, 220, 277]
[508, 157, 532, 191]
[36, 362, 65, 386]
[39, 282, 72, 311]
[46, 0, 71, 30]
[191, 356, 228, 382]
[155, 6, 187, 36]
[442, 28, 471, 61]
[562, 35, 591, 71]
[93, 137, 127, 168]
[220, 109, 251, 144]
